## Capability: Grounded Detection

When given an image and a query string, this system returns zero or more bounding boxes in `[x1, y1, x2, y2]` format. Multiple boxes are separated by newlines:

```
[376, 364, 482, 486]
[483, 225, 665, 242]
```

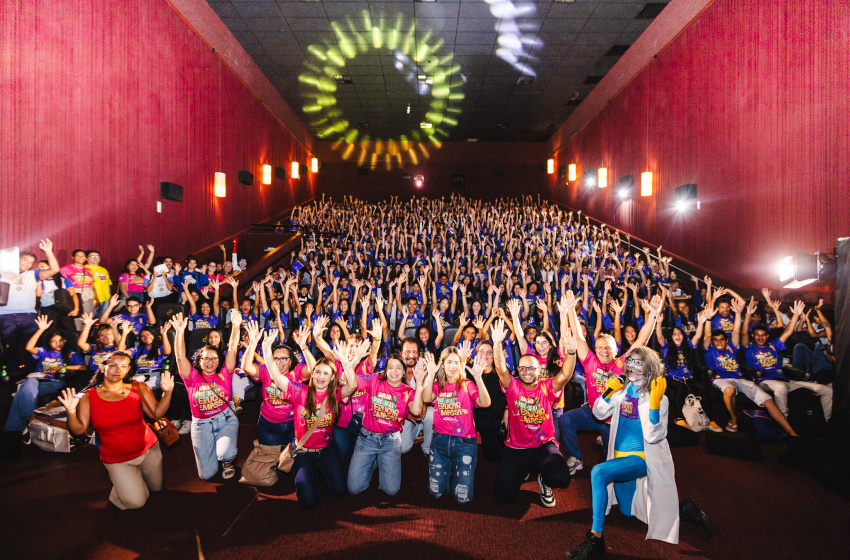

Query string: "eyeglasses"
[273, 356, 291, 362]
[200, 356, 219, 362]
[517, 366, 539, 374]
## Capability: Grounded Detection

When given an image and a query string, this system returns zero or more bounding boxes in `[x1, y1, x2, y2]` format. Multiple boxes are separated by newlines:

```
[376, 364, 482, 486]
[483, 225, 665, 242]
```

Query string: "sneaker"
[178, 420, 192, 435]
[567, 530, 606, 560]
[21, 428, 31, 446]
[595, 435, 603, 447]
[523, 472, 534, 482]
[680, 497, 714, 537]
[567, 456, 584, 476]
[537, 474, 556, 507]
[171, 419, 181, 430]
[675, 419, 691, 430]
[708, 421, 723, 433]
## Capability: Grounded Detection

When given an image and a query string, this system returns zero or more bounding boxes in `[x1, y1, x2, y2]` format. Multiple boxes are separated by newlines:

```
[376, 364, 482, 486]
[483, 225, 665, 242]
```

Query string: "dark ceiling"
[207, 0, 670, 142]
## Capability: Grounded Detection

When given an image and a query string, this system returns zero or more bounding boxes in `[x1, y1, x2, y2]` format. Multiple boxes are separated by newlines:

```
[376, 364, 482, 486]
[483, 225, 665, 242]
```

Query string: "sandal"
[726, 422, 738, 433]
[222, 463, 236, 480]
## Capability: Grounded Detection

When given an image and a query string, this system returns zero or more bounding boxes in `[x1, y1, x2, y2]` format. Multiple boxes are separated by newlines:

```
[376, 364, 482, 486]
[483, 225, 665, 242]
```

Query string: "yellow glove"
[603, 377, 624, 396]
[649, 377, 666, 409]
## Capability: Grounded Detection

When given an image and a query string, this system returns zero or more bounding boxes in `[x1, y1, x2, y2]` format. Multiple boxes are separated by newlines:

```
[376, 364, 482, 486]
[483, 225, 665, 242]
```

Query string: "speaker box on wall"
[299, 163, 308, 176]
[558, 166, 567, 180]
[274, 166, 286, 179]
[238, 170, 253, 185]
[452, 174, 465, 187]
[160, 182, 183, 202]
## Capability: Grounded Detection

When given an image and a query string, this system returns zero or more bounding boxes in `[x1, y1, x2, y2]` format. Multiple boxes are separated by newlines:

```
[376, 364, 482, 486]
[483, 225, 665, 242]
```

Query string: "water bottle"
[0, 365, 7, 382]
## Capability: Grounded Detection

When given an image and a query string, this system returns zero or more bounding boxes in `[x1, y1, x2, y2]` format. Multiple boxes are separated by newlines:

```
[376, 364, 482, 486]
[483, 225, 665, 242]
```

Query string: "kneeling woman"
[264, 343, 359, 509]
[347, 353, 424, 496]
[567, 347, 679, 560]
[172, 311, 242, 480]
[59, 351, 174, 509]
[421, 347, 491, 504]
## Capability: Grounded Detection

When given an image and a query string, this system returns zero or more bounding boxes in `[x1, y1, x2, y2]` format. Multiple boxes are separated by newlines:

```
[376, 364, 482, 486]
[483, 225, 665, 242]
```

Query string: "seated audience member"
[4, 315, 85, 441]
[742, 299, 832, 422]
[58, 351, 173, 510]
[100, 294, 156, 337]
[702, 300, 798, 436]
[793, 300, 834, 381]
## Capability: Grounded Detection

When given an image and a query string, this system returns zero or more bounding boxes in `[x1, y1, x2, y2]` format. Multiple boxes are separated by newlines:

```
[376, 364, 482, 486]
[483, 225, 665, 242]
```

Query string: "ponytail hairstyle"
[305, 357, 341, 424]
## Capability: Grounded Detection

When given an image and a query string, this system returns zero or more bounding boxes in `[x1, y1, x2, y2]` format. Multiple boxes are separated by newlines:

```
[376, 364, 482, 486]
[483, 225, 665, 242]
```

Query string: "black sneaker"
[567, 530, 606, 560]
[680, 497, 714, 537]
[537, 473, 555, 508]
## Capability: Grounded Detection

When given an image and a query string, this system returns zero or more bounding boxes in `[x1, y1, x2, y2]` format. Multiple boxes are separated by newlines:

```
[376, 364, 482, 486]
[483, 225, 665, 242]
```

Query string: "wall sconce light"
[262, 165, 272, 184]
[214, 172, 226, 198]
[568, 164, 577, 182]
[311, 158, 319, 173]
[291, 162, 300, 179]
[641, 171, 653, 196]
[598, 167, 608, 188]
[547, 159, 555, 174]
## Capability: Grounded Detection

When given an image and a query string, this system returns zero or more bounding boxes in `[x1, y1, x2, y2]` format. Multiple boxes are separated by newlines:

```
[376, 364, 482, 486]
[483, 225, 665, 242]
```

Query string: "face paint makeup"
[625, 354, 645, 384]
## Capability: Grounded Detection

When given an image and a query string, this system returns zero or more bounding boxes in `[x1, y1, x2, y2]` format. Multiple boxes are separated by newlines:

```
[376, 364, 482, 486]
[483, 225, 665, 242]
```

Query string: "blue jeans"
[5, 378, 65, 432]
[793, 342, 832, 376]
[257, 415, 294, 448]
[333, 413, 362, 462]
[552, 407, 564, 442]
[347, 428, 403, 496]
[292, 439, 347, 509]
[190, 409, 239, 480]
[559, 404, 611, 461]
[0, 313, 38, 374]
[429, 431, 478, 504]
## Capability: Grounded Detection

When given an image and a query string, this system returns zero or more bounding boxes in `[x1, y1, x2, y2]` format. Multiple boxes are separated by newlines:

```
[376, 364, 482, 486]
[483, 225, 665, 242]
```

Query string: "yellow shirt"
[86, 265, 112, 302]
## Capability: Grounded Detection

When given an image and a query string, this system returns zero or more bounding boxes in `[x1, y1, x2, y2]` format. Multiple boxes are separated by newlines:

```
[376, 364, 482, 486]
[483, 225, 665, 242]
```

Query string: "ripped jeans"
[428, 431, 478, 504]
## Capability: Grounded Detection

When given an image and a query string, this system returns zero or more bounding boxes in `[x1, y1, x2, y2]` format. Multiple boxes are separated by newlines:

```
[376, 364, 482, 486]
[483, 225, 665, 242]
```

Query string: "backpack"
[51, 273, 75, 313]
[681, 394, 710, 432]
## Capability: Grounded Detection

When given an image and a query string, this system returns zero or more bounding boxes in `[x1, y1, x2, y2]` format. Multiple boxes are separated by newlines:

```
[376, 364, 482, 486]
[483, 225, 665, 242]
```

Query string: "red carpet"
[1, 401, 847, 560]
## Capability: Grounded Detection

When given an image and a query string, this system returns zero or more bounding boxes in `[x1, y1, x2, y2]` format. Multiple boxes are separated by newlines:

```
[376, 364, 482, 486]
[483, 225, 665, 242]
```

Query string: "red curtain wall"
[546, 0, 849, 289]
[0, 0, 315, 273]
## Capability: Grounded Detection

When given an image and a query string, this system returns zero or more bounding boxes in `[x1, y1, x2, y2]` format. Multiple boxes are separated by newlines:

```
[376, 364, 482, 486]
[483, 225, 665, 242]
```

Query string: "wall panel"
[546, 0, 849, 289]
[0, 0, 316, 273]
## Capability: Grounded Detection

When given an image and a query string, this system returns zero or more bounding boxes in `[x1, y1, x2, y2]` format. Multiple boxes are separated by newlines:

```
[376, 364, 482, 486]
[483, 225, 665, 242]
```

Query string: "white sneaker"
[171, 419, 181, 430]
[178, 420, 192, 434]
[567, 456, 583, 476]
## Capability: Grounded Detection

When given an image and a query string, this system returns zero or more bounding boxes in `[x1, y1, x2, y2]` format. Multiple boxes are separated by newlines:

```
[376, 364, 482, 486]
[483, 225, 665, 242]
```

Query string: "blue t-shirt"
[263, 308, 288, 333]
[118, 313, 149, 335]
[87, 345, 117, 371]
[132, 345, 167, 374]
[191, 313, 219, 330]
[745, 339, 786, 381]
[662, 340, 696, 381]
[711, 313, 735, 338]
[35, 347, 84, 375]
[704, 342, 742, 380]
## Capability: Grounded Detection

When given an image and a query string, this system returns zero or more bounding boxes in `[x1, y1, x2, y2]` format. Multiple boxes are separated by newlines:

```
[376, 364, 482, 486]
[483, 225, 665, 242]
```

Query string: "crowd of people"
[0, 195, 836, 559]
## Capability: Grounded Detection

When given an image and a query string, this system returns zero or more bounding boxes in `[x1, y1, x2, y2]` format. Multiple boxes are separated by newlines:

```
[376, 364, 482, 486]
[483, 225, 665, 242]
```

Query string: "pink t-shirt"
[502, 377, 561, 449]
[581, 352, 624, 420]
[60, 264, 95, 290]
[361, 377, 415, 434]
[282, 383, 341, 449]
[337, 359, 376, 427]
[431, 379, 479, 438]
[257, 364, 307, 423]
[523, 345, 566, 366]
[119, 272, 147, 293]
[185, 367, 234, 419]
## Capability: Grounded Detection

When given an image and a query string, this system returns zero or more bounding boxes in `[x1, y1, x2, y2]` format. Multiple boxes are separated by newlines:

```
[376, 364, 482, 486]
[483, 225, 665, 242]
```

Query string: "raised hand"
[230, 309, 242, 330]
[57, 388, 79, 415]
[649, 376, 666, 409]
[467, 352, 486, 379]
[312, 314, 329, 337]
[260, 331, 276, 357]
[730, 299, 744, 315]
[38, 238, 54, 253]
[472, 316, 485, 330]
[171, 312, 188, 332]
[561, 325, 578, 354]
[413, 358, 427, 386]
[506, 298, 521, 317]
[292, 324, 310, 348]
[490, 319, 507, 344]
[245, 320, 262, 343]
[424, 352, 439, 377]
[34, 314, 53, 331]
[746, 297, 758, 316]
[791, 300, 805, 316]
[81, 312, 97, 329]
[160, 371, 175, 393]
[458, 340, 473, 363]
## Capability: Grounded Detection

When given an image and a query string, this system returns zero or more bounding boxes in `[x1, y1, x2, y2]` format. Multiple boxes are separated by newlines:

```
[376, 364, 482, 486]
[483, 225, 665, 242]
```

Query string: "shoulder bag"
[277, 400, 328, 473]
[134, 381, 179, 447]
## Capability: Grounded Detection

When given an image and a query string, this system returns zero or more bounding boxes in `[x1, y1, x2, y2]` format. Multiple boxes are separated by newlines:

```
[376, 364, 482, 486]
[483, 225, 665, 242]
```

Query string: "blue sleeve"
[649, 408, 660, 424]
[63, 278, 74, 289]
[770, 339, 786, 353]
[69, 351, 85, 366]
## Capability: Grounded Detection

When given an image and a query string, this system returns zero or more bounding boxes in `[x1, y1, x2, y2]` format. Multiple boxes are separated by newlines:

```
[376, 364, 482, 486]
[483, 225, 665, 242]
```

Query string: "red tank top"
[88, 385, 158, 464]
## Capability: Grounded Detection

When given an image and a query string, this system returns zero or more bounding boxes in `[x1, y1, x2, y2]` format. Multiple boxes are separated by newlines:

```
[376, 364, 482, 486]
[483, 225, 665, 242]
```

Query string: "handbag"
[278, 400, 328, 474]
[51, 273, 75, 314]
[498, 422, 508, 442]
[682, 394, 710, 432]
[239, 440, 281, 487]
[133, 381, 179, 447]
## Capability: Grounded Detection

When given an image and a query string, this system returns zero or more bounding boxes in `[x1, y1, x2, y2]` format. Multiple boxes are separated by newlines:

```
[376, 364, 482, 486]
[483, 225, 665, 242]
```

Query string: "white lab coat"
[593, 388, 680, 544]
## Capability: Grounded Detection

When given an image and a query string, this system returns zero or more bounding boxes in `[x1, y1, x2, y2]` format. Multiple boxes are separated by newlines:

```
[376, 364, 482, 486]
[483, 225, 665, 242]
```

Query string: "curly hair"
[192, 344, 226, 374]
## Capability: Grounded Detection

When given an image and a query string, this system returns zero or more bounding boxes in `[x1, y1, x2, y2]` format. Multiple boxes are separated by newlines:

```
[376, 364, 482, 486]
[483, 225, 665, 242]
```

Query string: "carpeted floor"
[1, 399, 847, 560]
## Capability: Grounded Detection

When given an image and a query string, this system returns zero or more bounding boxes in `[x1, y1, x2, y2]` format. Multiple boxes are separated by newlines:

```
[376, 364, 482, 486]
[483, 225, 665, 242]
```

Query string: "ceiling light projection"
[487, 0, 542, 77]
[299, 11, 465, 170]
